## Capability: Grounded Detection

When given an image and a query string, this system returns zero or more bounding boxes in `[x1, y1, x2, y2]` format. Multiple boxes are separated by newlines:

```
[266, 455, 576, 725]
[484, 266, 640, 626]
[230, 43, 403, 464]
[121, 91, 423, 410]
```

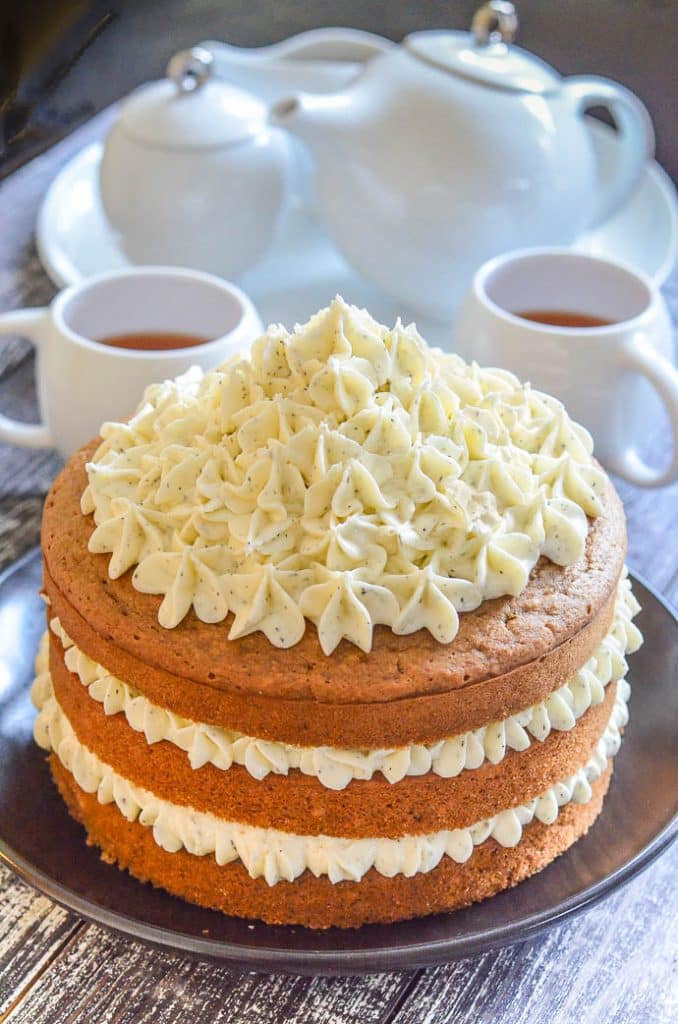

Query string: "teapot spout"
[270, 92, 348, 151]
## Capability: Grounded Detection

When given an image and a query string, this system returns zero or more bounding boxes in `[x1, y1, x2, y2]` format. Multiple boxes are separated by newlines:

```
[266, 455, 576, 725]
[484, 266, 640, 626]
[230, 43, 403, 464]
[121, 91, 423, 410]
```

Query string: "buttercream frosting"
[43, 570, 640, 790]
[32, 677, 628, 885]
[81, 297, 607, 653]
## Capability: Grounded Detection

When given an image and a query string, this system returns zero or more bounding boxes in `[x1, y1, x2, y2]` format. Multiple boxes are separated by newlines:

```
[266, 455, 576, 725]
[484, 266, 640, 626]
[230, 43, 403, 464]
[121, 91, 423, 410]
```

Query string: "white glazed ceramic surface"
[99, 73, 290, 278]
[0, 267, 262, 458]
[100, 125, 289, 277]
[272, 41, 653, 319]
[202, 30, 395, 210]
[202, 29, 395, 104]
[454, 249, 678, 487]
[34, 123, 678, 343]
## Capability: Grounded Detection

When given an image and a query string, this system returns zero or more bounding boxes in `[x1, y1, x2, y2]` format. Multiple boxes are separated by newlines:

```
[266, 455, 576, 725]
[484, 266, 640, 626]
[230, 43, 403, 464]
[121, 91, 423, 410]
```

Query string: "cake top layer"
[44, 449, 625, 708]
[81, 297, 606, 654]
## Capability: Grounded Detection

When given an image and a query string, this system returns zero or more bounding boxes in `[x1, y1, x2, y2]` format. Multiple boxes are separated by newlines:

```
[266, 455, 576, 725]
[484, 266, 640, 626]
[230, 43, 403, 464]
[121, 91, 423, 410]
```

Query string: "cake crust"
[51, 756, 612, 929]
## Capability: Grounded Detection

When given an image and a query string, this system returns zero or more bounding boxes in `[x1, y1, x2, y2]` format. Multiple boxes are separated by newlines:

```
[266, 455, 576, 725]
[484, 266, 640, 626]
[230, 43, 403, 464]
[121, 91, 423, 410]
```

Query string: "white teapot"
[100, 48, 289, 278]
[202, 28, 395, 104]
[272, 2, 654, 319]
[201, 29, 395, 209]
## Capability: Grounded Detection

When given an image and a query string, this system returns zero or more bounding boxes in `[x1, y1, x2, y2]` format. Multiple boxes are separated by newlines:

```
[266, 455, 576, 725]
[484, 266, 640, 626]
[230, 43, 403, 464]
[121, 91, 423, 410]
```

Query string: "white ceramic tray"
[36, 121, 677, 348]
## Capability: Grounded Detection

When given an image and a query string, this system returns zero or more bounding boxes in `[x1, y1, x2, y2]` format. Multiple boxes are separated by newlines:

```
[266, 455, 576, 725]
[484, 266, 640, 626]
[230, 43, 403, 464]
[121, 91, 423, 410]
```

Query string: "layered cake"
[32, 298, 642, 928]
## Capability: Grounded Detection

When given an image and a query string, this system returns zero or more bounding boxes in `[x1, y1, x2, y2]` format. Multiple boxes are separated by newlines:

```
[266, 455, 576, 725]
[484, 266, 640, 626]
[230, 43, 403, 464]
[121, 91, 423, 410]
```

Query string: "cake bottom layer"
[50, 757, 612, 929]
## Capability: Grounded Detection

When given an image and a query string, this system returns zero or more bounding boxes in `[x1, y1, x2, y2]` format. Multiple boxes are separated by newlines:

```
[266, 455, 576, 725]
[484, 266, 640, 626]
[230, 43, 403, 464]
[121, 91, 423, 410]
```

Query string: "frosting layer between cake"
[33, 678, 629, 885]
[42, 571, 640, 789]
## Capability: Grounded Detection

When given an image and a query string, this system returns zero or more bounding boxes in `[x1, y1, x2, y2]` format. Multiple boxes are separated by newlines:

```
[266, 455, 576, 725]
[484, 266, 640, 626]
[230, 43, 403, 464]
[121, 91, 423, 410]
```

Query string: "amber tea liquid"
[96, 331, 209, 351]
[514, 310, 614, 328]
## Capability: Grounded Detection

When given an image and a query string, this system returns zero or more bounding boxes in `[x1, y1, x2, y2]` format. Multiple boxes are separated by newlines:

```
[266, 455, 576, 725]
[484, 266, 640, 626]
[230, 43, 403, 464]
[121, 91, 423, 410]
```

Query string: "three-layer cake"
[33, 298, 642, 928]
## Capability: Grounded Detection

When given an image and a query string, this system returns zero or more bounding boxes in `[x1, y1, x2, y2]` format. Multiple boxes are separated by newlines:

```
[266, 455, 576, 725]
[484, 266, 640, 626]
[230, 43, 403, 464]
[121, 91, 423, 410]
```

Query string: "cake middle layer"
[37, 621, 628, 837]
[34, 672, 629, 885]
[42, 568, 640, 793]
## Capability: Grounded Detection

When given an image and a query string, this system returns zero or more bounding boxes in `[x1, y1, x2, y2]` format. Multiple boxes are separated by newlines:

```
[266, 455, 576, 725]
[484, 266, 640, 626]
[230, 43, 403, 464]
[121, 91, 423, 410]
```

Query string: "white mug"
[454, 249, 678, 487]
[0, 267, 262, 458]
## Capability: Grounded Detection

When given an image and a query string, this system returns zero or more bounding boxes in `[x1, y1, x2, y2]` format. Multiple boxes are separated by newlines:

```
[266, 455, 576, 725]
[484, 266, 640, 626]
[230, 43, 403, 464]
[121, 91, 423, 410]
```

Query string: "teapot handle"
[561, 76, 654, 227]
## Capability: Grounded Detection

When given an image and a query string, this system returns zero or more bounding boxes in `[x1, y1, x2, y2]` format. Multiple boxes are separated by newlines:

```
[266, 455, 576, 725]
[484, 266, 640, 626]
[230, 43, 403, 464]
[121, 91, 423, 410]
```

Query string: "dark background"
[1, 0, 676, 181]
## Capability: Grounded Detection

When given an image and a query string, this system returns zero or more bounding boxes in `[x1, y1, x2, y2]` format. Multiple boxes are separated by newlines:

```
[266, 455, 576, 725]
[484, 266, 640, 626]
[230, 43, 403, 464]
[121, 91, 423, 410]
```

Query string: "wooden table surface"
[0, 111, 676, 1024]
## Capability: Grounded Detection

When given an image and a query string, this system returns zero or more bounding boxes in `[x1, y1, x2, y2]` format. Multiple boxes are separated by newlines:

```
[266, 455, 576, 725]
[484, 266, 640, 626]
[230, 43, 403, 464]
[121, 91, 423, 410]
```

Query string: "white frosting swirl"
[41, 571, 640, 791]
[32, 678, 628, 885]
[81, 297, 606, 653]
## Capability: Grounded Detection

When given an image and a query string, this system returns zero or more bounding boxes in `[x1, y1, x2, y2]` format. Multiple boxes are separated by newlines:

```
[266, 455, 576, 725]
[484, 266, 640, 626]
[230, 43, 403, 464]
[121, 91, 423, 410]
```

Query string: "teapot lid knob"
[113, 46, 267, 149]
[405, 1, 559, 95]
[471, 2, 518, 47]
[166, 46, 214, 92]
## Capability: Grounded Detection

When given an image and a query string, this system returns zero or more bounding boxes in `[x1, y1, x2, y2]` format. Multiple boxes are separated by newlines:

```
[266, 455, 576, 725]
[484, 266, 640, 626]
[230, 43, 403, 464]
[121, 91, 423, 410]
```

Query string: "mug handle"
[0, 309, 53, 448]
[608, 334, 678, 487]
[562, 76, 655, 227]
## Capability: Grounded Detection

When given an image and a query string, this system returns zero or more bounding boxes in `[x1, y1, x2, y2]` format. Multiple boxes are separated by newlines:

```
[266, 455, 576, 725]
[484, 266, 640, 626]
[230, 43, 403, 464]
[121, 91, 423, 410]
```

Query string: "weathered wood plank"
[0, 495, 43, 568]
[0, 109, 116, 309]
[0, 866, 82, 1018]
[3, 923, 413, 1024]
[610, 267, 678, 603]
[387, 843, 678, 1024]
[0, 109, 114, 378]
[615, 468, 678, 606]
[0, 356, 63, 499]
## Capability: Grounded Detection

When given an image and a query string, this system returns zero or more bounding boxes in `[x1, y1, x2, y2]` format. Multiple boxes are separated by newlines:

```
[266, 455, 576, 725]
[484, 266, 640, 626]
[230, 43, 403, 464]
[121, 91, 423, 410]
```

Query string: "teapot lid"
[405, 2, 560, 95]
[117, 47, 267, 148]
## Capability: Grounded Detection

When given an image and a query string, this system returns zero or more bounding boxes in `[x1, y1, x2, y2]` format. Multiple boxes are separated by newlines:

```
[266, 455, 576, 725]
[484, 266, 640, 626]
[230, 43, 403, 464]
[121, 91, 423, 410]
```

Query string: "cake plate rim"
[0, 546, 675, 976]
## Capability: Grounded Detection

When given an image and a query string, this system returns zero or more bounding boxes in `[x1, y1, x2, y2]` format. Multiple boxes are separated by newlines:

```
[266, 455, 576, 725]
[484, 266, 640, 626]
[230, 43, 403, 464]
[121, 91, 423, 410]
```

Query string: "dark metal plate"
[0, 548, 675, 975]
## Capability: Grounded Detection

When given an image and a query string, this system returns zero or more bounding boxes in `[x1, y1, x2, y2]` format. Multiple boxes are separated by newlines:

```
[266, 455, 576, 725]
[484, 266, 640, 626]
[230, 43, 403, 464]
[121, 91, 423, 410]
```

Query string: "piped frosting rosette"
[81, 297, 607, 654]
